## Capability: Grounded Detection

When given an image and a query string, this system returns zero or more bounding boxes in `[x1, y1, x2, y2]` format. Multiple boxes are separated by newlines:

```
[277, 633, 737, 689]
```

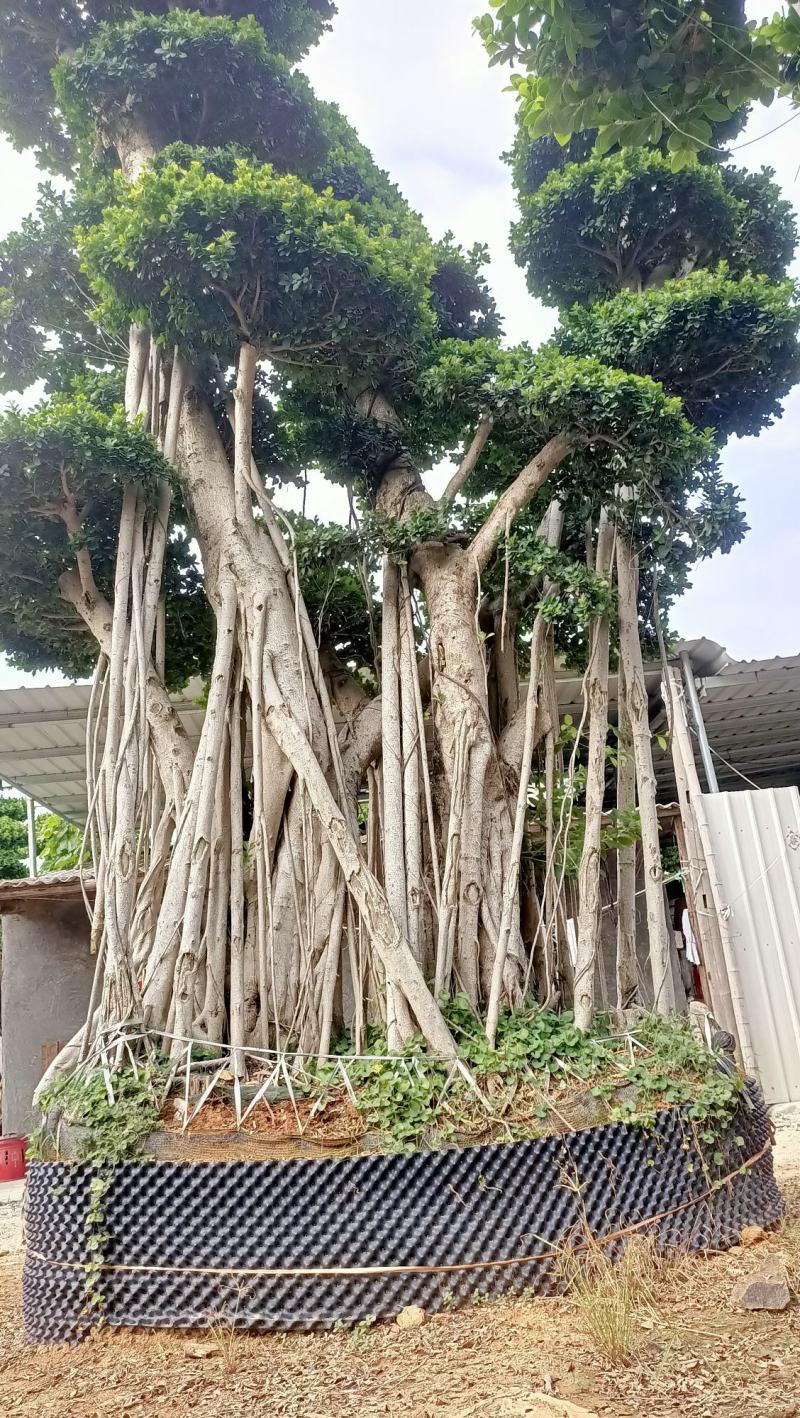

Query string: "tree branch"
[59, 568, 194, 797]
[58, 465, 100, 605]
[468, 431, 575, 575]
[440, 415, 494, 503]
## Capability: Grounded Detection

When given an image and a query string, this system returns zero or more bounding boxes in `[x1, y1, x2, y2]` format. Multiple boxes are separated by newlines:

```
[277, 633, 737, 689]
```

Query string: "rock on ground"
[730, 1258, 791, 1312]
[396, 1305, 425, 1330]
[739, 1224, 767, 1247]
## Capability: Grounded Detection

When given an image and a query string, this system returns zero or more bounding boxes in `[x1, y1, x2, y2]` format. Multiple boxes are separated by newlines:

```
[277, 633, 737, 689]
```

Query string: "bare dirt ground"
[1, 1136, 799, 1418]
[0, 1180, 24, 1259]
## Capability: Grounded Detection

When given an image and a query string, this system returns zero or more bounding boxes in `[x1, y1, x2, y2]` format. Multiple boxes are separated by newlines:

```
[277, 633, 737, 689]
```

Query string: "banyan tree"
[0, 1, 797, 1079]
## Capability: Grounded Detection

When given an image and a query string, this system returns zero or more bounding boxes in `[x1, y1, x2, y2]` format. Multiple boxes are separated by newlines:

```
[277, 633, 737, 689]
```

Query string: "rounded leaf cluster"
[0, 396, 211, 685]
[512, 150, 796, 308]
[0, 2, 335, 168]
[54, 13, 327, 175]
[81, 156, 438, 373]
[0, 396, 171, 502]
[556, 269, 800, 441]
[419, 338, 713, 504]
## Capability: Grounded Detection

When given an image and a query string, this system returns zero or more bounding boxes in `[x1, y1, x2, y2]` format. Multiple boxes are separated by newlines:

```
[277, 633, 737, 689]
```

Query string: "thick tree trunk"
[259, 659, 456, 1056]
[413, 541, 524, 1004]
[141, 365, 454, 1054]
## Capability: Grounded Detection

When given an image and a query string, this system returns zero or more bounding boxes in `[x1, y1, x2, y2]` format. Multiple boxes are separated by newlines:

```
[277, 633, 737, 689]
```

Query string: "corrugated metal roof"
[553, 640, 800, 802]
[654, 648, 800, 799]
[0, 681, 205, 823]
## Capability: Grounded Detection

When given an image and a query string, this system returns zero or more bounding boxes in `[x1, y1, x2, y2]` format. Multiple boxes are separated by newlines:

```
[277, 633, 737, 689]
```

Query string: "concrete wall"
[1, 901, 93, 1136]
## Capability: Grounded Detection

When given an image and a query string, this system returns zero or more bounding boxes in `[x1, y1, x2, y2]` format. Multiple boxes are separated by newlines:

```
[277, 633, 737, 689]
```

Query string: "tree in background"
[475, 1, 800, 164]
[36, 813, 84, 873]
[0, 799, 29, 880]
[0, 1, 793, 1075]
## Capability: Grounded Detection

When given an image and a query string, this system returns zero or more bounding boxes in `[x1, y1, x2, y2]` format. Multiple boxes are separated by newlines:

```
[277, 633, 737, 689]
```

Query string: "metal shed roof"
[652, 649, 800, 799]
[542, 638, 800, 801]
[0, 681, 204, 823]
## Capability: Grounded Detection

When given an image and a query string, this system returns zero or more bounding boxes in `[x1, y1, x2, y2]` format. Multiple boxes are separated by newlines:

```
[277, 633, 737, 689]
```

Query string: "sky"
[0, 0, 797, 694]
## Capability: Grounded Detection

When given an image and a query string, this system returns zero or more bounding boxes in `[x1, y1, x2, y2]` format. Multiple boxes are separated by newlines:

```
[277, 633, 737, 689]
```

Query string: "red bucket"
[0, 1137, 27, 1182]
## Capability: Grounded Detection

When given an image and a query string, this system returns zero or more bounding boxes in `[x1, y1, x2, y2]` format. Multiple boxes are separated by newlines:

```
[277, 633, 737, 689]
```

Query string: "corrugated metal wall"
[699, 786, 800, 1104]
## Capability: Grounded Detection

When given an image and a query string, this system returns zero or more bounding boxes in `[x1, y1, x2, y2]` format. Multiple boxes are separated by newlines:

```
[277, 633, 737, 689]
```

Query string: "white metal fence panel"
[700, 787, 800, 1105]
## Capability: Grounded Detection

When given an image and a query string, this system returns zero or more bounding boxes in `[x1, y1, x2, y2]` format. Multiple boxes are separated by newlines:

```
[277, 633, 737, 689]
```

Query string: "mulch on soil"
[162, 1093, 366, 1144]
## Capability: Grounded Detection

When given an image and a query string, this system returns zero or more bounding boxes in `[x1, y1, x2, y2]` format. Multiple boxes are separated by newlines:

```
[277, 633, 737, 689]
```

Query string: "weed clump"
[560, 1235, 664, 1367]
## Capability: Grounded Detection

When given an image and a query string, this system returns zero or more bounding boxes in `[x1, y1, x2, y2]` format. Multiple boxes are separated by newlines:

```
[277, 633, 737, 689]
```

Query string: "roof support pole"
[680, 650, 720, 793]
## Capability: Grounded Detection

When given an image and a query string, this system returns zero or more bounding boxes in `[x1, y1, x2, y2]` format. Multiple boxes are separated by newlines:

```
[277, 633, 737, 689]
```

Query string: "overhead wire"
[643, 89, 800, 154]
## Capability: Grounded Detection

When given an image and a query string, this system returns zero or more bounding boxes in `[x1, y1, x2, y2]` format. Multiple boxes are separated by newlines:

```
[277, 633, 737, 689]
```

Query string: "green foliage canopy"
[418, 338, 713, 506]
[0, 0, 788, 687]
[80, 155, 439, 373]
[54, 12, 328, 174]
[474, 0, 791, 165]
[557, 269, 800, 441]
[0, 797, 29, 880]
[0, 395, 211, 684]
[511, 149, 797, 308]
[0, 1, 336, 168]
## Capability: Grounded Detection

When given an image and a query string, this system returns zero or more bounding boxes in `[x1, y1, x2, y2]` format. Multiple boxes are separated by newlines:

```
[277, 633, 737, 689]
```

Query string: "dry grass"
[559, 1234, 666, 1367]
[2, 1239, 799, 1418]
[204, 1287, 251, 1375]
